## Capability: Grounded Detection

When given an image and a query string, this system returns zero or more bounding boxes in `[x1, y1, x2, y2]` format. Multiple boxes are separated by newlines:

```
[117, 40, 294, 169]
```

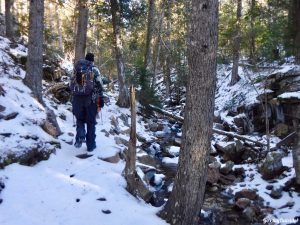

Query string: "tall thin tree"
[230, 0, 242, 86]
[159, 0, 219, 225]
[110, 0, 130, 108]
[292, 0, 300, 64]
[23, 0, 44, 103]
[74, 0, 88, 62]
[144, 0, 155, 70]
[5, 0, 14, 38]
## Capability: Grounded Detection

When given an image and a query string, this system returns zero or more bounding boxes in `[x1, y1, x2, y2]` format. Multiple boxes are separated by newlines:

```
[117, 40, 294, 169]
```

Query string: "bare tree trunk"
[125, 86, 152, 201]
[249, 0, 256, 65]
[5, 0, 13, 38]
[110, 0, 130, 108]
[151, 7, 164, 88]
[144, 0, 155, 70]
[159, 0, 219, 224]
[293, 120, 300, 185]
[230, 0, 242, 86]
[164, 0, 172, 99]
[293, 0, 300, 64]
[55, 3, 64, 55]
[74, 0, 88, 62]
[24, 0, 44, 103]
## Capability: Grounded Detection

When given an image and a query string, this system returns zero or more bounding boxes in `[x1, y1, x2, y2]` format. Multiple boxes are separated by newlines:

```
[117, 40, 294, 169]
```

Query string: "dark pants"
[72, 96, 97, 150]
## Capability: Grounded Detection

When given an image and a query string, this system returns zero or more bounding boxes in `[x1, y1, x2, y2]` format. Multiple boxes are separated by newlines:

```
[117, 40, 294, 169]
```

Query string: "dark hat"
[85, 53, 94, 62]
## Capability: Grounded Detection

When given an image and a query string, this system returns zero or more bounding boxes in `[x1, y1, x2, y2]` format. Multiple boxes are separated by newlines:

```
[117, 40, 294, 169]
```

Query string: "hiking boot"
[87, 145, 96, 152]
[74, 138, 84, 148]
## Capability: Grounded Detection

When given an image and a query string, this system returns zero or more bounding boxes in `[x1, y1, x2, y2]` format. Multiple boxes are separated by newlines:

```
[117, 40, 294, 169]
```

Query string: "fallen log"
[148, 104, 267, 147]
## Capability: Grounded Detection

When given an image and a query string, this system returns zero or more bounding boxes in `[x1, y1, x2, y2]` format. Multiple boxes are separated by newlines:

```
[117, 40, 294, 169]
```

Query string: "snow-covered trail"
[0, 98, 168, 225]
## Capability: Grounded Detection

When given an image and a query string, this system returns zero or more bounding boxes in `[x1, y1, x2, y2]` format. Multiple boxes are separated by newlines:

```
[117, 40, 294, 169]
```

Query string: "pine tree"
[74, 0, 88, 62]
[159, 0, 219, 224]
[110, 0, 130, 108]
[23, 0, 44, 103]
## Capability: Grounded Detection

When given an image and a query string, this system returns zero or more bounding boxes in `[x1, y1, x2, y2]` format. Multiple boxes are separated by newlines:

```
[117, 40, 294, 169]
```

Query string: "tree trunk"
[55, 3, 64, 55]
[151, 2, 165, 88]
[293, 120, 300, 185]
[74, 0, 88, 62]
[144, 0, 155, 70]
[164, 0, 172, 99]
[293, 0, 300, 64]
[249, 0, 256, 65]
[110, 0, 130, 108]
[230, 0, 242, 86]
[159, 0, 219, 224]
[5, 0, 13, 38]
[23, 0, 44, 103]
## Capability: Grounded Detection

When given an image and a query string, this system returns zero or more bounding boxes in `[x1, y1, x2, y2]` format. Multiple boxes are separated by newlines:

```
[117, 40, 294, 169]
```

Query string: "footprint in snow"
[101, 209, 111, 214]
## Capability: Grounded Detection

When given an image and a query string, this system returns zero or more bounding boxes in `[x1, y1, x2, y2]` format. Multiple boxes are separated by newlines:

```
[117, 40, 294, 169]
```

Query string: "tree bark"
[5, 0, 14, 38]
[230, 0, 242, 86]
[249, 0, 256, 65]
[110, 0, 130, 108]
[159, 0, 219, 224]
[293, 120, 300, 185]
[55, 3, 64, 55]
[74, 0, 88, 62]
[164, 0, 172, 99]
[151, 2, 165, 88]
[293, 0, 300, 64]
[23, 0, 44, 103]
[144, 0, 155, 70]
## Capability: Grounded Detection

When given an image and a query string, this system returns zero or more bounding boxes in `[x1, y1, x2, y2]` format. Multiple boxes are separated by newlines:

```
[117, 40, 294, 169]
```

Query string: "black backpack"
[70, 59, 94, 96]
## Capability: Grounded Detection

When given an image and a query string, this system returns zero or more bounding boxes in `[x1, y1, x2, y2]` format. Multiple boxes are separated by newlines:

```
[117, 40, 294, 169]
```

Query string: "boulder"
[220, 161, 234, 174]
[258, 151, 285, 180]
[242, 206, 256, 222]
[235, 189, 257, 200]
[207, 167, 220, 184]
[215, 140, 245, 163]
[270, 186, 283, 199]
[235, 198, 251, 210]
[100, 152, 121, 164]
[114, 136, 128, 146]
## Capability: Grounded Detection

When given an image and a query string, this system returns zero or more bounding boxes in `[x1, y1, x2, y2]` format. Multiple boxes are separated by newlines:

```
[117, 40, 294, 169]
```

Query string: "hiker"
[70, 53, 104, 152]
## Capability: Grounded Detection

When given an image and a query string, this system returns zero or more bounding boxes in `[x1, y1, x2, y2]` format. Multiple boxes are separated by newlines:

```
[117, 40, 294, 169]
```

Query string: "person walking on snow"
[71, 53, 104, 152]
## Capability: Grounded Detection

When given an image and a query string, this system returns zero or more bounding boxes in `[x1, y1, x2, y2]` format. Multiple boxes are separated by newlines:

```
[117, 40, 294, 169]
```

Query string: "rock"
[41, 120, 60, 137]
[214, 123, 224, 130]
[235, 189, 257, 200]
[0, 145, 56, 168]
[233, 114, 252, 134]
[101, 129, 110, 137]
[220, 161, 234, 174]
[243, 206, 256, 222]
[258, 151, 285, 180]
[114, 136, 128, 146]
[4, 112, 18, 120]
[233, 167, 246, 178]
[99, 153, 121, 164]
[215, 140, 245, 163]
[149, 191, 165, 207]
[210, 145, 218, 155]
[209, 161, 221, 170]
[118, 113, 129, 127]
[274, 123, 289, 138]
[207, 167, 220, 184]
[110, 116, 121, 134]
[174, 137, 181, 146]
[235, 198, 251, 210]
[0, 105, 5, 112]
[270, 186, 283, 199]
[266, 185, 273, 190]
[208, 186, 219, 192]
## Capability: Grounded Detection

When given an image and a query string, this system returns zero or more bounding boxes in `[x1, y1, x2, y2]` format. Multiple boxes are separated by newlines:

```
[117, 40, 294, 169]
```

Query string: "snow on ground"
[228, 151, 300, 221]
[0, 36, 168, 225]
[0, 95, 169, 225]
